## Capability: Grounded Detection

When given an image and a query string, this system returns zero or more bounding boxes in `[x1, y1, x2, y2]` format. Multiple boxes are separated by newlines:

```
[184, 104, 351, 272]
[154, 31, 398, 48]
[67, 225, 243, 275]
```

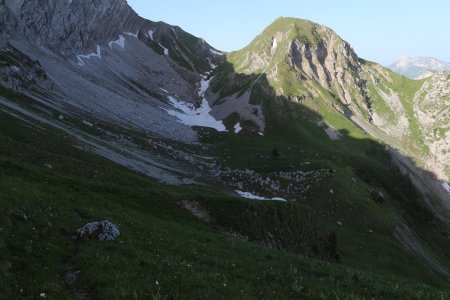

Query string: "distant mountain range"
[389, 56, 450, 79]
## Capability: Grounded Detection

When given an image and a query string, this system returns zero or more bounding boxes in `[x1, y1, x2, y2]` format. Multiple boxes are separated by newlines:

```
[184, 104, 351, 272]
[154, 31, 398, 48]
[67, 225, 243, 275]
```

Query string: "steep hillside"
[1, 3, 450, 298]
[211, 17, 370, 132]
[362, 63, 450, 179]
[0, 0, 225, 185]
[206, 17, 450, 286]
[211, 16, 449, 191]
[0, 0, 218, 73]
[1, 96, 449, 299]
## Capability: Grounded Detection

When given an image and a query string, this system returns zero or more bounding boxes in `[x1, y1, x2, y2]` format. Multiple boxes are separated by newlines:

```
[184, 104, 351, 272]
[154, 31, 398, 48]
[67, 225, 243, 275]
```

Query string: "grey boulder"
[76, 220, 120, 242]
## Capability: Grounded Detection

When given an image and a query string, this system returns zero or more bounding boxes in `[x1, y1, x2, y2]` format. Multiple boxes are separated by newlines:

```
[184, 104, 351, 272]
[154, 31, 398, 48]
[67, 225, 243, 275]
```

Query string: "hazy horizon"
[128, 0, 450, 66]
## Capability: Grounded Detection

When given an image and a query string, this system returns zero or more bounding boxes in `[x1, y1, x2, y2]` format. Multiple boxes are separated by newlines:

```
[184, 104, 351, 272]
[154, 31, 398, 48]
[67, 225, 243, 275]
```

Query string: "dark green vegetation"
[204, 17, 450, 293]
[200, 197, 339, 262]
[202, 106, 450, 287]
[1, 89, 450, 299]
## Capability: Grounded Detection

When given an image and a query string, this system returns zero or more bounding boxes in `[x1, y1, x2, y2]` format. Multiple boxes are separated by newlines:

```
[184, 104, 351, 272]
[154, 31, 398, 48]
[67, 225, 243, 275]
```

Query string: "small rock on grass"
[76, 220, 120, 241]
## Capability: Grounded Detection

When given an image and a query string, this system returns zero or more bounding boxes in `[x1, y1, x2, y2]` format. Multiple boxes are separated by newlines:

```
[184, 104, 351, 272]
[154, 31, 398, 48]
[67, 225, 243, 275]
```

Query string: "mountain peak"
[389, 56, 450, 79]
[224, 17, 362, 105]
[258, 17, 334, 47]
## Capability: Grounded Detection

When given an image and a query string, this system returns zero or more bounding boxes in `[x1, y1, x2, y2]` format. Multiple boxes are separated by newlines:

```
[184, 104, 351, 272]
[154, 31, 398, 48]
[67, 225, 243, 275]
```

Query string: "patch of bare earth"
[179, 200, 248, 241]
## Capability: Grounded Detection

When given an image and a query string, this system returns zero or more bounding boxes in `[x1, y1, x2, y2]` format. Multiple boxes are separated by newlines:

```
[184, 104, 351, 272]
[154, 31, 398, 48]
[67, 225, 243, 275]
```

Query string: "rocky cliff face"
[413, 72, 450, 175]
[0, 0, 221, 72]
[212, 17, 371, 131]
[0, 46, 53, 92]
[1, 0, 144, 57]
[287, 23, 365, 106]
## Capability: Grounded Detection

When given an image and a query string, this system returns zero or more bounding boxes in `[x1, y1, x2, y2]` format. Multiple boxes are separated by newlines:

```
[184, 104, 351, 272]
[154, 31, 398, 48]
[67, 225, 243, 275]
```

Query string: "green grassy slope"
[361, 60, 429, 154]
[207, 17, 450, 289]
[214, 17, 447, 183]
[1, 94, 450, 299]
[202, 106, 450, 288]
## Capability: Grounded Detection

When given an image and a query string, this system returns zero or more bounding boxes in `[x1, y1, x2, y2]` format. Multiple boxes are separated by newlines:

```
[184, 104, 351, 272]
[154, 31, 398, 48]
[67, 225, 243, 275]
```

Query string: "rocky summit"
[0, 1, 449, 299]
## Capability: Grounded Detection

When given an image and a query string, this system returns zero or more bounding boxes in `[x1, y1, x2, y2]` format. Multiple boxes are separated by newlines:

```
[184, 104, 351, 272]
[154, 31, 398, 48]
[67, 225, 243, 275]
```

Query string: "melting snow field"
[235, 190, 287, 202]
[162, 76, 226, 131]
[148, 30, 154, 40]
[159, 43, 169, 56]
[77, 45, 102, 66]
[210, 49, 224, 56]
[164, 97, 226, 131]
[108, 35, 125, 49]
[442, 182, 450, 194]
[124, 31, 139, 38]
[199, 76, 212, 97]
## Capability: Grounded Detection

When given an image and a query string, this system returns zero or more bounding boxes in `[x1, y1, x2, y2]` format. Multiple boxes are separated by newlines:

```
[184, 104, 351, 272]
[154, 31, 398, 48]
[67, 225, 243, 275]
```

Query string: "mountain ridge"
[210, 17, 449, 182]
[0, 3, 450, 298]
[389, 56, 450, 79]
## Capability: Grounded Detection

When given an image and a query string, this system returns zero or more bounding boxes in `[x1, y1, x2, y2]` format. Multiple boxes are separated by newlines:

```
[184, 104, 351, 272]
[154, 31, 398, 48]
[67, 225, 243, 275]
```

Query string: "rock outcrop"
[1, 0, 144, 57]
[413, 72, 450, 177]
[287, 23, 365, 106]
[0, 46, 53, 91]
[77, 220, 120, 242]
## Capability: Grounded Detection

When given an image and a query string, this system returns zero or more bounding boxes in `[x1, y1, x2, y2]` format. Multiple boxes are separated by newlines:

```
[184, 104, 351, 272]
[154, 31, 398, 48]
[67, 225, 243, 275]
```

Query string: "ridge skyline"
[128, 0, 450, 66]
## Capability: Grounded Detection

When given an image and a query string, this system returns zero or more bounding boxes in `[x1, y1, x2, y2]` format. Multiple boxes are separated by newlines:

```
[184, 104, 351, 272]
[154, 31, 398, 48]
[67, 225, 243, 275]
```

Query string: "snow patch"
[108, 35, 125, 49]
[271, 197, 288, 202]
[235, 190, 287, 202]
[198, 76, 211, 97]
[159, 88, 168, 93]
[234, 122, 242, 133]
[271, 37, 278, 52]
[236, 191, 266, 200]
[162, 96, 226, 132]
[258, 132, 264, 136]
[442, 182, 450, 194]
[82, 120, 94, 127]
[162, 76, 226, 131]
[124, 31, 138, 38]
[210, 49, 224, 56]
[77, 45, 102, 66]
[148, 30, 154, 40]
[171, 28, 178, 39]
[158, 43, 169, 56]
